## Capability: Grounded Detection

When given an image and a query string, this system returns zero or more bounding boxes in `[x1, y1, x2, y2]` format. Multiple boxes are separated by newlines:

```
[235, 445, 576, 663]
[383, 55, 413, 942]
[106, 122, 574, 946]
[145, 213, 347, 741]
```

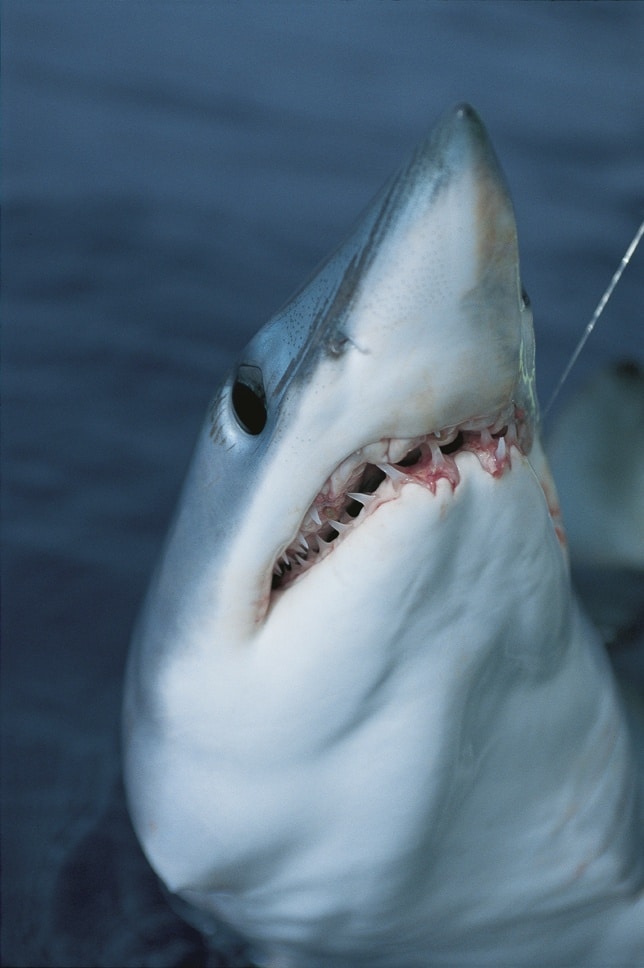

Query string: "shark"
[123, 104, 644, 967]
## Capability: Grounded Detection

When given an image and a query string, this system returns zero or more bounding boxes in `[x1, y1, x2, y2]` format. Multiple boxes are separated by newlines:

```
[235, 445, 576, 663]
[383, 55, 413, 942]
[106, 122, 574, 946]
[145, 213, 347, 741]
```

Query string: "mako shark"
[123, 105, 644, 966]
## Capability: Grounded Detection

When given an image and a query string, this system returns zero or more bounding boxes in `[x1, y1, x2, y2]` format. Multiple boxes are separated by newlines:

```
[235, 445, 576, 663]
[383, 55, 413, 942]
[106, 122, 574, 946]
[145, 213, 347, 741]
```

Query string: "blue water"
[3, 3, 643, 965]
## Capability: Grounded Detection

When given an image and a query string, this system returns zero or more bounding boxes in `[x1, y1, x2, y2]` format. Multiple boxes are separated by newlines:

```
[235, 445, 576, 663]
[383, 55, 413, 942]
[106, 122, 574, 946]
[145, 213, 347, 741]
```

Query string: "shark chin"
[123, 104, 644, 967]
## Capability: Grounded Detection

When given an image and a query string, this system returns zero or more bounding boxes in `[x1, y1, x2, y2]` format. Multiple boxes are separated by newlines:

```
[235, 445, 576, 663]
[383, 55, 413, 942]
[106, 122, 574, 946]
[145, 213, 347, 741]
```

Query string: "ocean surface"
[2, 3, 643, 966]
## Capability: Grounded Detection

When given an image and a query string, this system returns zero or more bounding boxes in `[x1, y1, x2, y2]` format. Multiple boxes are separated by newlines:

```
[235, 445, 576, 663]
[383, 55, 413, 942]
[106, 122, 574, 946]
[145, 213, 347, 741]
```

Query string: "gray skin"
[124, 106, 644, 967]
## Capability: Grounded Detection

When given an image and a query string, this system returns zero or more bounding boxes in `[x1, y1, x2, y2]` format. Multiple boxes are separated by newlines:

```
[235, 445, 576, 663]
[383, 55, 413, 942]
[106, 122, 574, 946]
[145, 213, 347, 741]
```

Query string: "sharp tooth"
[273, 564, 282, 577]
[376, 462, 405, 481]
[347, 491, 374, 506]
[328, 519, 349, 532]
[308, 506, 322, 526]
[281, 552, 290, 566]
[496, 436, 506, 461]
[298, 534, 309, 551]
[429, 443, 445, 464]
[294, 553, 306, 566]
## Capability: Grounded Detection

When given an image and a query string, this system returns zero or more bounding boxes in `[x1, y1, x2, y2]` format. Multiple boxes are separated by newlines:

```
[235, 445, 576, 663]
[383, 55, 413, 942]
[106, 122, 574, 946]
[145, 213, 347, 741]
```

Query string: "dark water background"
[2, 3, 643, 966]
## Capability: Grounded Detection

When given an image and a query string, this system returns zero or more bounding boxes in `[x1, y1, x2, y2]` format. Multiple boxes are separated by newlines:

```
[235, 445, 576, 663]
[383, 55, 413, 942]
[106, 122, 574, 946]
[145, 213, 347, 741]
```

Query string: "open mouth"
[272, 406, 529, 593]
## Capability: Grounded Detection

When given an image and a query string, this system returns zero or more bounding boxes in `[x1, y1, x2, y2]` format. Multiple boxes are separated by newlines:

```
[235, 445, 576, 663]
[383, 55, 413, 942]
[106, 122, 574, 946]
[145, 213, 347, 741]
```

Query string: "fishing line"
[543, 218, 644, 418]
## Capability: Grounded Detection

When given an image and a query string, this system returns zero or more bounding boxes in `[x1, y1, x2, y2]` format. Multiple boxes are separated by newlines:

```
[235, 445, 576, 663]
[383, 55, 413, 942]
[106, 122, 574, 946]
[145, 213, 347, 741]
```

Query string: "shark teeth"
[271, 409, 525, 588]
[347, 492, 375, 506]
[376, 462, 407, 482]
[308, 506, 322, 526]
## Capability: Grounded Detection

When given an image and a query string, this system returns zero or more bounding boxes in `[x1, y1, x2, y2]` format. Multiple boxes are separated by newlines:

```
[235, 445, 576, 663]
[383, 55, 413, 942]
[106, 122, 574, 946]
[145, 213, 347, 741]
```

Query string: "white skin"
[124, 106, 644, 966]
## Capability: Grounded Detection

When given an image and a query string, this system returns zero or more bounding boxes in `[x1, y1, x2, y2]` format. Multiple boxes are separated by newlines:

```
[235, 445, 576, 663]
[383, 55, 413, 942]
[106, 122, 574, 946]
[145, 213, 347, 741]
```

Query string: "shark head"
[160, 103, 537, 634]
[124, 105, 642, 966]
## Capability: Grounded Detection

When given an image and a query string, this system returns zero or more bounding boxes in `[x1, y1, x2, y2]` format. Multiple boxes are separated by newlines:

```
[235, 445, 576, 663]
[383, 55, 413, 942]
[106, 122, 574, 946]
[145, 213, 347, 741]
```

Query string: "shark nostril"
[439, 432, 464, 455]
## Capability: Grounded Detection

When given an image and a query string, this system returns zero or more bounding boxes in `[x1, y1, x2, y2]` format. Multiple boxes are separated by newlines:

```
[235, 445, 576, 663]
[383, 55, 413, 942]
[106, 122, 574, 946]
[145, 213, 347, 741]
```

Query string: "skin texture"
[123, 105, 644, 966]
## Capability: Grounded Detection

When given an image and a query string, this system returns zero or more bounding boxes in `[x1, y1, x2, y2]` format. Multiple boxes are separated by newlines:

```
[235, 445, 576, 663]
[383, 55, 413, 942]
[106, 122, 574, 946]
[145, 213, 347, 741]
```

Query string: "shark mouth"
[272, 406, 529, 593]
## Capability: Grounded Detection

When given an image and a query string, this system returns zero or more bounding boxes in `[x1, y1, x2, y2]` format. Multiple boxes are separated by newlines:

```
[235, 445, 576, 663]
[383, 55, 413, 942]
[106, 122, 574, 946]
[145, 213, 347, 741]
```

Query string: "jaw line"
[268, 402, 530, 608]
[262, 441, 551, 657]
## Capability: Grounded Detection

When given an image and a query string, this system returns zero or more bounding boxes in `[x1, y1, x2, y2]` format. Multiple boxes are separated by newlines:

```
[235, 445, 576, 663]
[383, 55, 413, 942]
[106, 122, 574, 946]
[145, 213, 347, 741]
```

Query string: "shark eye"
[232, 365, 267, 435]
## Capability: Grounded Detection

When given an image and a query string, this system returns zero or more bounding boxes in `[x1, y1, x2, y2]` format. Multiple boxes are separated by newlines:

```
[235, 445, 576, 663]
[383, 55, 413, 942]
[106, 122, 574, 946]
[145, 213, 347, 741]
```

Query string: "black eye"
[231, 364, 267, 435]
[521, 287, 531, 310]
